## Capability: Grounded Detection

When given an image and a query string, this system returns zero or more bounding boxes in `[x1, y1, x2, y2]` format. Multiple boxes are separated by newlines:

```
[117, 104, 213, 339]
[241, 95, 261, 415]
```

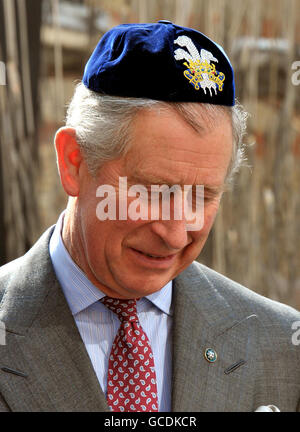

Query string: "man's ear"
[54, 127, 83, 196]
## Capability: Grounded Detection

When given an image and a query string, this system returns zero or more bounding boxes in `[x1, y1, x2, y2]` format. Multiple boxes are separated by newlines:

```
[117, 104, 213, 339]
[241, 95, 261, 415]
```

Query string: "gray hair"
[65, 82, 248, 186]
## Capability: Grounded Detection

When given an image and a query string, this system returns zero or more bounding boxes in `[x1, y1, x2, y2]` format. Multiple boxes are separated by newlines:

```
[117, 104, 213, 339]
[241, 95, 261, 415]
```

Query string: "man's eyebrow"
[128, 173, 177, 186]
[128, 173, 225, 194]
[204, 184, 226, 194]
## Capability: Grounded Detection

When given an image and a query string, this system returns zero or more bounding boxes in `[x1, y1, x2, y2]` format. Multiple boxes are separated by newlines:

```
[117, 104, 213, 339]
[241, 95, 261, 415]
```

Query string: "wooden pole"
[52, 0, 65, 123]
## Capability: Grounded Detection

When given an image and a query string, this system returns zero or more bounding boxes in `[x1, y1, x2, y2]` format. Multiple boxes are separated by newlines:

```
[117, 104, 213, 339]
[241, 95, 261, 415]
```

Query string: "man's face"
[73, 106, 233, 299]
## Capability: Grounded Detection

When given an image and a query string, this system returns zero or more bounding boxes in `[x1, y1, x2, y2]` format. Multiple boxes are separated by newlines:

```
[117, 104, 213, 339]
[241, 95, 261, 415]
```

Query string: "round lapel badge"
[204, 348, 217, 363]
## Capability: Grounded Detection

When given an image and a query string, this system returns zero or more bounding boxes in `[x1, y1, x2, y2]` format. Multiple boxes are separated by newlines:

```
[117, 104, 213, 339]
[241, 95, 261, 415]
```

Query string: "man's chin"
[112, 272, 173, 299]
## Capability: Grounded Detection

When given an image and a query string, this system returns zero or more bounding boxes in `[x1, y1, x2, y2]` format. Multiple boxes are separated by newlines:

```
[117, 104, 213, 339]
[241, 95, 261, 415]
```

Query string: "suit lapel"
[0, 228, 110, 412]
[172, 263, 259, 412]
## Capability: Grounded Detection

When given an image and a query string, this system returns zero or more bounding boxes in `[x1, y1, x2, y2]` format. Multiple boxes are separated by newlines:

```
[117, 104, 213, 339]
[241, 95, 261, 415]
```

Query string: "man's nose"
[150, 218, 191, 251]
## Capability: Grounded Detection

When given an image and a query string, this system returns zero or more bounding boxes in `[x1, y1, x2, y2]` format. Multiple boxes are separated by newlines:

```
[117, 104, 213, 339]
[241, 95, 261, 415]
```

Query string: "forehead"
[123, 106, 233, 187]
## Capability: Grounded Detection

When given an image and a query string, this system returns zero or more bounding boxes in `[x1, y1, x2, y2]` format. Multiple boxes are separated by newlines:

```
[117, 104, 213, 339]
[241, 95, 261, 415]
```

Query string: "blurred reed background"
[0, 0, 299, 309]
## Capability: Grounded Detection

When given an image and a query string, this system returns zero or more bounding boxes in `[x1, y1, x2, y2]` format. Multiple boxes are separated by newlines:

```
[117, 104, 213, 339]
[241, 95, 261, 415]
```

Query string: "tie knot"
[101, 297, 138, 323]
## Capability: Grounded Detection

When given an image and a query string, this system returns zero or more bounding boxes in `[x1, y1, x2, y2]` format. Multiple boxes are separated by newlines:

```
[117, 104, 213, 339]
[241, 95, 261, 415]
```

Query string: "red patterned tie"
[101, 297, 159, 412]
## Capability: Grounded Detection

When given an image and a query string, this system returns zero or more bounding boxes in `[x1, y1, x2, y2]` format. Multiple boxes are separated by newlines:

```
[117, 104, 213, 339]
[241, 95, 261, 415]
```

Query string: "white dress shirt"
[49, 212, 173, 411]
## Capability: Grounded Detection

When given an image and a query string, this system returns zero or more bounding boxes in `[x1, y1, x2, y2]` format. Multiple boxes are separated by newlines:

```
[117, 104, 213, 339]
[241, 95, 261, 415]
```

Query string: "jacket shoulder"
[192, 261, 300, 327]
[0, 226, 55, 304]
[0, 257, 24, 302]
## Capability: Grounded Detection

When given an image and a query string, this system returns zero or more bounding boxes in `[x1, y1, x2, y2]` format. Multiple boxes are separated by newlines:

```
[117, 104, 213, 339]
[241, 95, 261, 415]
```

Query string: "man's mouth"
[129, 247, 177, 267]
[132, 248, 175, 259]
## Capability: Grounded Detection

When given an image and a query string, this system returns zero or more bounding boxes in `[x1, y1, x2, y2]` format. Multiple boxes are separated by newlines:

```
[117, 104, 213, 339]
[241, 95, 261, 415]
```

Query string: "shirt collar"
[49, 211, 173, 317]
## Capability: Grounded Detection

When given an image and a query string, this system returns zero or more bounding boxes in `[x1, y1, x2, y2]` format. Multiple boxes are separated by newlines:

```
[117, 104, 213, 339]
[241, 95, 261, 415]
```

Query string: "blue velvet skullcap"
[83, 21, 235, 106]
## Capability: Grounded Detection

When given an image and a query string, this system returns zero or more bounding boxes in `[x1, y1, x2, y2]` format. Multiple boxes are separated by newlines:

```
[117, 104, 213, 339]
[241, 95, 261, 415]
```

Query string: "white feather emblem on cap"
[174, 35, 225, 96]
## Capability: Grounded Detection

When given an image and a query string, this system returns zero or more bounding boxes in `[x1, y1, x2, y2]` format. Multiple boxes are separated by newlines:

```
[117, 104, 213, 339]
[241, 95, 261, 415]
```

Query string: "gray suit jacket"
[0, 227, 299, 412]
